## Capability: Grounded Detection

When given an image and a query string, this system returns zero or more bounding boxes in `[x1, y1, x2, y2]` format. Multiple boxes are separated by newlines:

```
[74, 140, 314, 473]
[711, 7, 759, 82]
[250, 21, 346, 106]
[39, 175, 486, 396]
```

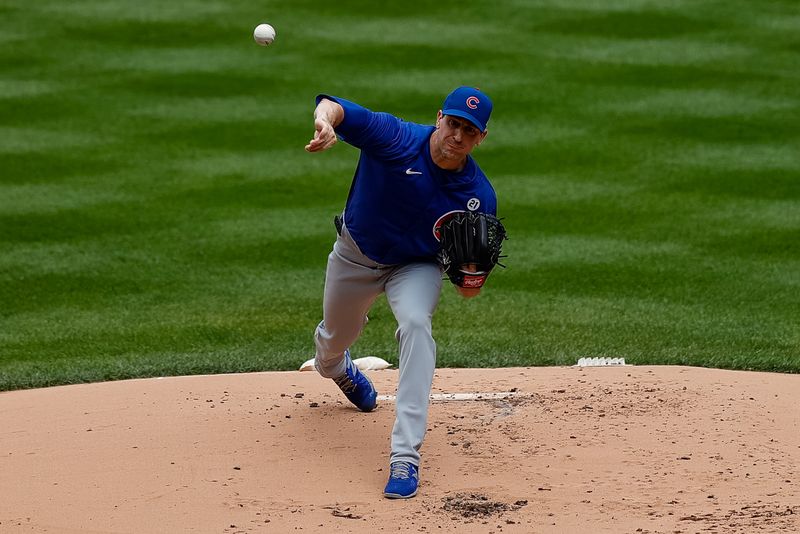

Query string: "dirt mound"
[1, 365, 799, 533]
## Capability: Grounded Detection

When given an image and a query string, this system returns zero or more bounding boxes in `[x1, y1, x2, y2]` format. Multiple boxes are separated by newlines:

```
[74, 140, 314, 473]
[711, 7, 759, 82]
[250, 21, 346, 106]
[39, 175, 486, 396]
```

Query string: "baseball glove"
[436, 211, 507, 289]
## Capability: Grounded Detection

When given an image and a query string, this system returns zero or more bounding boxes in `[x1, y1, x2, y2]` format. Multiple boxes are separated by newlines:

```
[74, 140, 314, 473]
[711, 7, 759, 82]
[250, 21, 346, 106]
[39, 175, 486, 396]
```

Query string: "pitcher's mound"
[1, 366, 799, 533]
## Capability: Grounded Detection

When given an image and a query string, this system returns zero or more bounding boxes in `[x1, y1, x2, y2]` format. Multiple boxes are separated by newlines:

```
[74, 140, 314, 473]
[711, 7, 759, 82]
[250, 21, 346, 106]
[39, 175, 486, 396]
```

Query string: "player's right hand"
[305, 118, 337, 152]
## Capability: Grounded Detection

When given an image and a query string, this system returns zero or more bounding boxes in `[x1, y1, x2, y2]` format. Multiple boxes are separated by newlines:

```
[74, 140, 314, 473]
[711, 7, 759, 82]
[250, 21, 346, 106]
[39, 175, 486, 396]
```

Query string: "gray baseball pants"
[314, 219, 443, 467]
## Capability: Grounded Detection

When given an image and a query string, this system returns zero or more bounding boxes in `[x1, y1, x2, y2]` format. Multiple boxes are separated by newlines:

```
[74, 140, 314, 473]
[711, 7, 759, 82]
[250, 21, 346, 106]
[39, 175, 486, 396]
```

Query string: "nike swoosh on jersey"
[405, 168, 423, 175]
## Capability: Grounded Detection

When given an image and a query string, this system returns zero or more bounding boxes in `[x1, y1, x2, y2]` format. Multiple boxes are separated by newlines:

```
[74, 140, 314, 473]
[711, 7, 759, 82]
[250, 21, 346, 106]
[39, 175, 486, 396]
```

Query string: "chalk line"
[376, 391, 526, 402]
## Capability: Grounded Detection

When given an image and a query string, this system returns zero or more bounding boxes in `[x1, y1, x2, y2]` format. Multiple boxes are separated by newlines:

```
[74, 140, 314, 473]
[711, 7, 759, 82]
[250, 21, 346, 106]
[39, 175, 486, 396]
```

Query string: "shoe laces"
[390, 462, 413, 480]
[333, 372, 356, 393]
[333, 358, 357, 393]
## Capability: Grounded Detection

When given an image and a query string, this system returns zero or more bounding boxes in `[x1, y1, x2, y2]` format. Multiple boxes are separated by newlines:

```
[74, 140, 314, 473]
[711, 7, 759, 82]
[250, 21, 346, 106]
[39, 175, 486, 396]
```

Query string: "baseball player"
[305, 87, 498, 499]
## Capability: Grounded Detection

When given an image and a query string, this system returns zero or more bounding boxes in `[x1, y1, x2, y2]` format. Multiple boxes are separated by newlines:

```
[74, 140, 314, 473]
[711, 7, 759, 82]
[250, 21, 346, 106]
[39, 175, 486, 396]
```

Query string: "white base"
[574, 357, 627, 367]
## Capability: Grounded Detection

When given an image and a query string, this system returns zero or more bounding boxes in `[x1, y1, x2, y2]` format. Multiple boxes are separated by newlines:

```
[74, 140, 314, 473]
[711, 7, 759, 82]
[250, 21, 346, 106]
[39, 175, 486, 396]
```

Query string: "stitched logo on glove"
[467, 198, 480, 211]
[462, 274, 486, 288]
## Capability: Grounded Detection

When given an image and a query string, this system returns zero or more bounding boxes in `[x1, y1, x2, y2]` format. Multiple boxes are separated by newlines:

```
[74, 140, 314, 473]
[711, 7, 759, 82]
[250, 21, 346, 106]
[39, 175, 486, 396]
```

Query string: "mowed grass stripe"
[1, 0, 798, 390]
[1, 269, 325, 390]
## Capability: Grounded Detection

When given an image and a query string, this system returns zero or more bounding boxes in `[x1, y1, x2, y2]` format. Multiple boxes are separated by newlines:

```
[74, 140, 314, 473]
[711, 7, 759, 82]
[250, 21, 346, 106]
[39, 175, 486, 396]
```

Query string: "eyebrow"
[447, 116, 478, 132]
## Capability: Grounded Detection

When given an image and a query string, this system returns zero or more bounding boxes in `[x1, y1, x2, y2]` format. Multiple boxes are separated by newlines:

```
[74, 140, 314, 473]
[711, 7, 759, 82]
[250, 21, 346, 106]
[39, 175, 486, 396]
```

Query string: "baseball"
[253, 23, 276, 46]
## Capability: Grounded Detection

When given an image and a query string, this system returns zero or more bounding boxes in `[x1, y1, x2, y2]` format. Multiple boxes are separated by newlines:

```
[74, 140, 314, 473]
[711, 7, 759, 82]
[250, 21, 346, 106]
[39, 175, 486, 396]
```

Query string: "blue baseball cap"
[442, 86, 493, 132]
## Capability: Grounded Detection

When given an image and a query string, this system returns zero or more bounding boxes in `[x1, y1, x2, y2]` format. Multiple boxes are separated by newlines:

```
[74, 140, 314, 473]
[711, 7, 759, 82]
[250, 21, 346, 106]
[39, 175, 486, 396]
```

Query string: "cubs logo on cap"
[442, 86, 493, 132]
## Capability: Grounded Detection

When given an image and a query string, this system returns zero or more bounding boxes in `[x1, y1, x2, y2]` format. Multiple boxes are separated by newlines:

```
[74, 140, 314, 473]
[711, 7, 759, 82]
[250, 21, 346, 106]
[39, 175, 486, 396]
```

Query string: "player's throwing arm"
[305, 98, 344, 153]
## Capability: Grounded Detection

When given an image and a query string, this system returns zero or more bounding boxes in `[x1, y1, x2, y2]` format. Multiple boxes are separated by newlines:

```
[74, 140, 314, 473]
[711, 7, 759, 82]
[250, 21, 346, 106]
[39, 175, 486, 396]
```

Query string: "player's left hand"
[456, 286, 481, 298]
[456, 264, 481, 298]
[437, 211, 507, 291]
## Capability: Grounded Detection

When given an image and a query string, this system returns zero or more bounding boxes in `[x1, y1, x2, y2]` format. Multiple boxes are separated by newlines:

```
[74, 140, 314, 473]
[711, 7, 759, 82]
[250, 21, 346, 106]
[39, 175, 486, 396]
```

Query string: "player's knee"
[395, 312, 432, 337]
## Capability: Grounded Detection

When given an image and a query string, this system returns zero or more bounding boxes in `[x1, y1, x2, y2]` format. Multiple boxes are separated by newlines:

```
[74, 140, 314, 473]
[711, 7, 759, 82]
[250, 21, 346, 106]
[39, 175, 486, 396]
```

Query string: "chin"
[442, 148, 464, 160]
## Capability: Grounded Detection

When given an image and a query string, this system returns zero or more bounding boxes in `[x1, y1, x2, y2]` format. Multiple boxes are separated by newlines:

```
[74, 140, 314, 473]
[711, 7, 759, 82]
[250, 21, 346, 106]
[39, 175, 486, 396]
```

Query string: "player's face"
[433, 112, 487, 162]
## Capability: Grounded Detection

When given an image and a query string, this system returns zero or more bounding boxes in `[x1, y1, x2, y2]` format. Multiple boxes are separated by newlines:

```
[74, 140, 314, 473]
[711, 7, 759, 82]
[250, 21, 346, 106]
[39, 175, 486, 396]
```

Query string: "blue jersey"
[319, 95, 498, 265]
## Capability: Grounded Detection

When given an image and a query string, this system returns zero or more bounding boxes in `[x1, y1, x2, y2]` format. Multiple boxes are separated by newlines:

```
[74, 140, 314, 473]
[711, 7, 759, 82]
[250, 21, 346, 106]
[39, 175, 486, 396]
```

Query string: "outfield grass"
[1, 0, 798, 390]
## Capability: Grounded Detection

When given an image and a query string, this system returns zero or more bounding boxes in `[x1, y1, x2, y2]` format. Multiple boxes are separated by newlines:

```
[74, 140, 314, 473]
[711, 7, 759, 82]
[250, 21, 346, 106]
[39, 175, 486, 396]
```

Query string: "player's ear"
[477, 129, 488, 145]
[436, 110, 443, 128]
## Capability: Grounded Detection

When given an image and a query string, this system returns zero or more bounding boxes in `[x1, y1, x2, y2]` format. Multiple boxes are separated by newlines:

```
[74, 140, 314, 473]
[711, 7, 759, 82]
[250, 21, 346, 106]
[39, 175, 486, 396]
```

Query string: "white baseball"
[253, 23, 276, 46]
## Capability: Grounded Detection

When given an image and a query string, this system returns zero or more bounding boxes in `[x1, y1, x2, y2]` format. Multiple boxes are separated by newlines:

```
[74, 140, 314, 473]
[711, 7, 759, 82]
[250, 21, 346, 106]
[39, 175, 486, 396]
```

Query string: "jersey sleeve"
[481, 177, 498, 216]
[315, 94, 418, 161]
[487, 191, 498, 216]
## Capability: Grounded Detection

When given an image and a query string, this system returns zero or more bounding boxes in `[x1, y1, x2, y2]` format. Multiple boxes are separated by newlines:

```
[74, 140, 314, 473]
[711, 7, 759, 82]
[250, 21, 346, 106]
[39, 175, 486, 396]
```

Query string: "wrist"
[315, 99, 344, 128]
[456, 286, 481, 298]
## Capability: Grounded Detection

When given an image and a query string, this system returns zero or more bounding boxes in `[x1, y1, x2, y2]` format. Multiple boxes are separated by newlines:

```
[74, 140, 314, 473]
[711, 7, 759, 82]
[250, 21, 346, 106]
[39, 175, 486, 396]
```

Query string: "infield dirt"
[1, 366, 799, 533]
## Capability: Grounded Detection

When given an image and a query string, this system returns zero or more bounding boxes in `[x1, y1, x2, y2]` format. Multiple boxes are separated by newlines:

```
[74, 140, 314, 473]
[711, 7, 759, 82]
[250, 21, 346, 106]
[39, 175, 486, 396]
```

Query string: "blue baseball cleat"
[383, 461, 419, 499]
[333, 350, 377, 412]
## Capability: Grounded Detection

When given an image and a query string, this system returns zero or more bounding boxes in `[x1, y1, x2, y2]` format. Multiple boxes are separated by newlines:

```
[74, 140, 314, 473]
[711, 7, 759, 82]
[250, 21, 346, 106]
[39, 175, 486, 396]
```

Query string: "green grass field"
[1, 0, 798, 390]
